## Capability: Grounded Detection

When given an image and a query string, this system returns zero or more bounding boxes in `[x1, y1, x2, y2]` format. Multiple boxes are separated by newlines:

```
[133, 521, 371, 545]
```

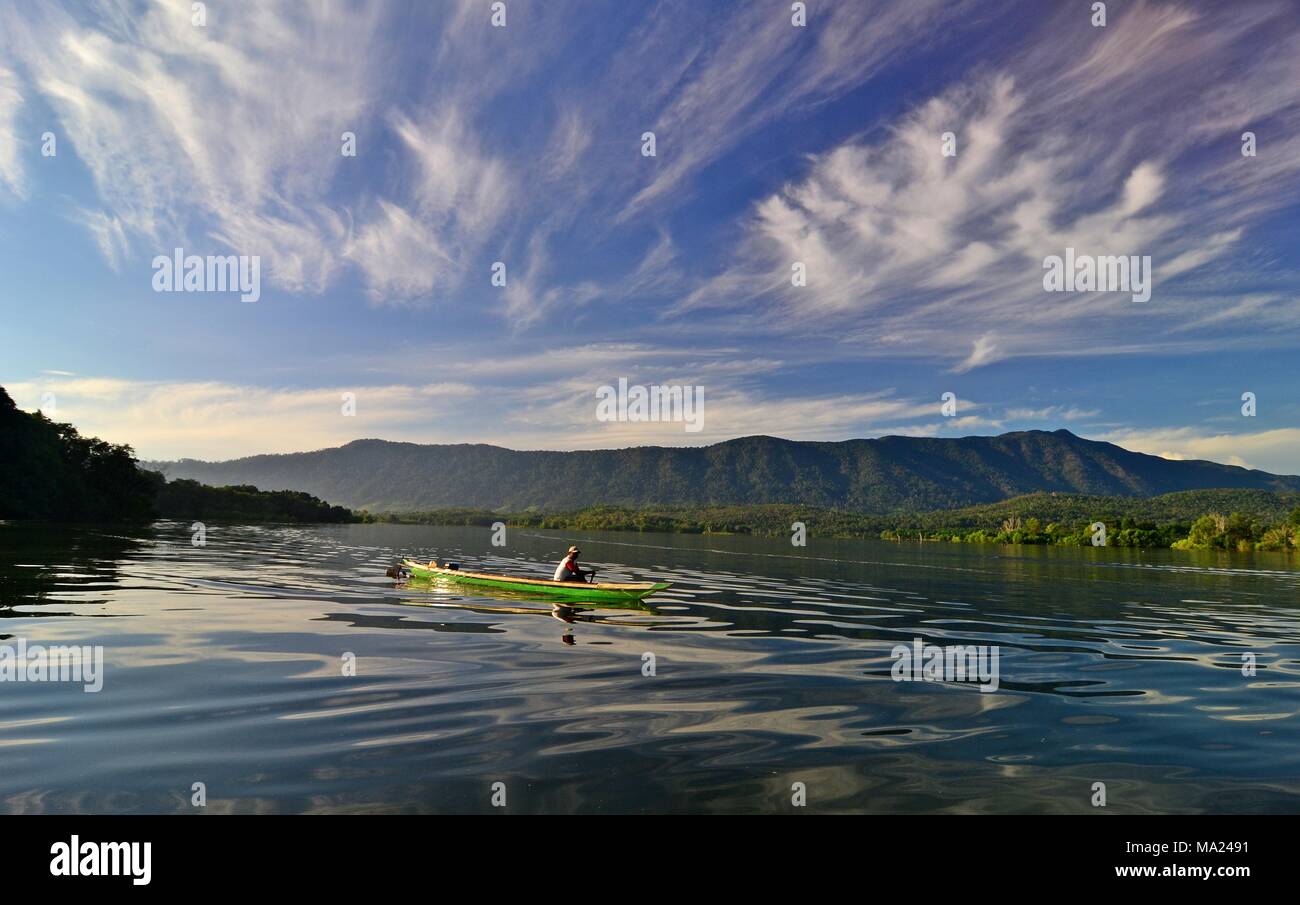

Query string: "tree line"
[0, 387, 354, 524]
[365, 494, 1300, 552]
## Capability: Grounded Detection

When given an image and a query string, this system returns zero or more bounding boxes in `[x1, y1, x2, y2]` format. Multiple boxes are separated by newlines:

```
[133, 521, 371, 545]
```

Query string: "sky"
[1, 0, 1299, 472]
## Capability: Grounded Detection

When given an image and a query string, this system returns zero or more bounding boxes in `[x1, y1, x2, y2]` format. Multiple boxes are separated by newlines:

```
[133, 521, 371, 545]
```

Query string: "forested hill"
[0, 386, 353, 523]
[0, 386, 159, 521]
[147, 430, 1300, 513]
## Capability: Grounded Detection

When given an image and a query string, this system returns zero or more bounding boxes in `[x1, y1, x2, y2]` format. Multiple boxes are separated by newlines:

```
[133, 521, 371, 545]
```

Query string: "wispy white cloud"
[0, 64, 25, 199]
[618, 0, 968, 218]
[1, 1, 637, 312]
[1, 0, 1297, 372]
[345, 110, 512, 302]
[540, 109, 592, 183]
[74, 208, 129, 270]
[345, 201, 450, 302]
[954, 334, 1001, 373]
[1, 0, 381, 290]
[1005, 405, 1100, 423]
[678, 0, 1300, 365]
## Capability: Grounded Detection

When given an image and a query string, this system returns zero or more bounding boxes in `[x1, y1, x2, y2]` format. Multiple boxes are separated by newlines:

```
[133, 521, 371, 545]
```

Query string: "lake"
[2, 521, 1298, 814]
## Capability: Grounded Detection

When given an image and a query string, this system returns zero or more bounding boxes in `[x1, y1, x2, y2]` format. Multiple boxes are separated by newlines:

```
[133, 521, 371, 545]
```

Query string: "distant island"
[0, 387, 353, 524]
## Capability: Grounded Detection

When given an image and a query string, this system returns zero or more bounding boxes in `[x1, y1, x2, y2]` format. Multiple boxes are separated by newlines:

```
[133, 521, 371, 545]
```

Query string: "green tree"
[1185, 515, 1222, 548]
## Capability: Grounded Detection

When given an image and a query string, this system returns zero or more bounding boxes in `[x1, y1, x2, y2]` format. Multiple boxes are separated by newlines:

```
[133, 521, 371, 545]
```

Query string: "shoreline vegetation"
[361, 492, 1300, 553]
[155, 479, 354, 523]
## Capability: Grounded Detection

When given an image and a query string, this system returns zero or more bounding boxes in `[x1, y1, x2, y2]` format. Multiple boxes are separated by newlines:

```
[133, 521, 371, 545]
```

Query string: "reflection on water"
[1, 521, 1298, 814]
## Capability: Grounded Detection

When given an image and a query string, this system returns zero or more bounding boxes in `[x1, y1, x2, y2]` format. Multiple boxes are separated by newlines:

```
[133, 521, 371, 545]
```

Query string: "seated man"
[553, 545, 591, 582]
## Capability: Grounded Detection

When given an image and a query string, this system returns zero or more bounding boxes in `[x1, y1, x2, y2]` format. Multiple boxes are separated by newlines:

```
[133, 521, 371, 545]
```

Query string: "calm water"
[2, 521, 1298, 814]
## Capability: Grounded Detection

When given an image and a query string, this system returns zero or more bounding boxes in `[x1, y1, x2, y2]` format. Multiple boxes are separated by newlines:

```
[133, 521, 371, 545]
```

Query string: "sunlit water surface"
[2, 521, 1298, 814]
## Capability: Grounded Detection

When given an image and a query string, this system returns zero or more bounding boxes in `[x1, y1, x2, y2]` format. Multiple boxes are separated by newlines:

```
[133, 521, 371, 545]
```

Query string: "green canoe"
[401, 559, 672, 602]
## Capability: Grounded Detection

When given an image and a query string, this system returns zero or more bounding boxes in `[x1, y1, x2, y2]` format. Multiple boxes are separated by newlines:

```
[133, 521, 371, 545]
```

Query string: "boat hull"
[402, 560, 671, 601]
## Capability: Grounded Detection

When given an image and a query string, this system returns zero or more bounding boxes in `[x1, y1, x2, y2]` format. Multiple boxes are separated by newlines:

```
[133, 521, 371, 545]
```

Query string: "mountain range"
[145, 430, 1300, 514]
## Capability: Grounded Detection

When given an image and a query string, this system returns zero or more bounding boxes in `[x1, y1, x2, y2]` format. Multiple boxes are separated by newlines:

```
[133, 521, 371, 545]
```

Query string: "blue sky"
[2, 0, 1299, 472]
